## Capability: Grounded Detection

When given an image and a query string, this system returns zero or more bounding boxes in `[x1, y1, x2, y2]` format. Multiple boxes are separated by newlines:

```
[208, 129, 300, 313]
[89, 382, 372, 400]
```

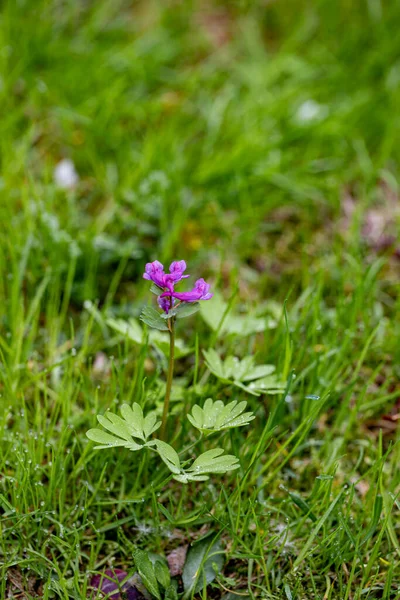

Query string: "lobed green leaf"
[106, 317, 143, 344]
[187, 398, 255, 433]
[140, 306, 169, 331]
[154, 440, 181, 475]
[203, 350, 284, 396]
[86, 429, 143, 451]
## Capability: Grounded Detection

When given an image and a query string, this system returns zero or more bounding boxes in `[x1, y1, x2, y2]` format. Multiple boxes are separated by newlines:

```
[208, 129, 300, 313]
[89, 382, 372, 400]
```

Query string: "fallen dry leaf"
[167, 545, 188, 577]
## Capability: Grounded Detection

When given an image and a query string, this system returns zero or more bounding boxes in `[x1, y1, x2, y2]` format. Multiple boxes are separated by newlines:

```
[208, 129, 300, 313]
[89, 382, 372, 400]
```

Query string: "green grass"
[1, 0, 400, 598]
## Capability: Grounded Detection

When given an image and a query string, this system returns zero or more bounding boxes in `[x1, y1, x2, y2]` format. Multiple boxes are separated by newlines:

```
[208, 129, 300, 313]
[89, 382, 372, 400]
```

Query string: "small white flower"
[54, 158, 79, 189]
[296, 100, 327, 123]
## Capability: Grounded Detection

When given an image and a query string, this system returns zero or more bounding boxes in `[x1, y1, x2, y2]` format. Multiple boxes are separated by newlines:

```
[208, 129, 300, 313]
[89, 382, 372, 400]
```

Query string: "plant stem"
[160, 317, 175, 440]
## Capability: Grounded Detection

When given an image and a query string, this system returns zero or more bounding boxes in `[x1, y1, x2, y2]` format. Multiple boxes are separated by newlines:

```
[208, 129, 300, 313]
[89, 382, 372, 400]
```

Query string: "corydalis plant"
[141, 260, 213, 440]
[86, 260, 255, 485]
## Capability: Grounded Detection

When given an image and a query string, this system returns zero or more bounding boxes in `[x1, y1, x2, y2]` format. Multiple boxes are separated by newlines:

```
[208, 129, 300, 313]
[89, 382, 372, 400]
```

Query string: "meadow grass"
[0, 1, 399, 598]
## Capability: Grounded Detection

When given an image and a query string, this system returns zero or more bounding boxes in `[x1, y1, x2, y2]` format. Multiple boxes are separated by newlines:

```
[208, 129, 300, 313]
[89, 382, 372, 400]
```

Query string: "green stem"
[178, 433, 203, 457]
[160, 317, 175, 440]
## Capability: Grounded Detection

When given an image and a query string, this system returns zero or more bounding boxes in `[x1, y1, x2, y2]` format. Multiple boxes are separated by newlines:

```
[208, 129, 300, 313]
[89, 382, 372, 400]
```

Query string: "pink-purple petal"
[90, 569, 144, 600]
[169, 260, 190, 282]
[158, 295, 173, 313]
[169, 260, 186, 273]
[143, 261, 167, 287]
[161, 277, 213, 303]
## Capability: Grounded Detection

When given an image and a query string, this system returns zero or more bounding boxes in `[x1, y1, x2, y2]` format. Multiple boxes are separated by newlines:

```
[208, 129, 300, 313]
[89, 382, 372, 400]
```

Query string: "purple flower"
[143, 260, 166, 288]
[143, 260, 189, 291]
[90, 568, 144, 600]
[157, 295, 173, 313]
[169, 260, 189, 283]
[162, 278, 213, 303]
[143, 260, 212, 314]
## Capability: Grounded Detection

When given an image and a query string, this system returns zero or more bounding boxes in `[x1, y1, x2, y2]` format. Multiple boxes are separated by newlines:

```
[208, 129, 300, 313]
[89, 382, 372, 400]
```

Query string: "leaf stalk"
[160, 316, 175, 440]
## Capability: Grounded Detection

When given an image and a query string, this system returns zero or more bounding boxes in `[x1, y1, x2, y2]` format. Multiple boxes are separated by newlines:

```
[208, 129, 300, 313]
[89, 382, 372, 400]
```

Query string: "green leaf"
[86, 429, 140, 450]
[173, 472, 209, 484]
[203, 350, 284, 396]
[362, 494, 383, 543]
[87, 402, 160, 451]
[223, 355, 238, 379]
[150, 283, 163, 295]
[226, 314, 266, 336]
[173, 447, 240, 482]
[200, 292, 276, 338]
[191, 447, 224, 465]
[174, 302, 201, 319]
[165, 584, 179, 600]
[241, 364, 276, 381]
[188, 448, 240, 474]
[154, 440, 181, 475]
[154, 560, 171, 589]
[160, 302, 200, 320]
[230, 356, 253, 381]
[143, 412, 161, 439]
[106, 316, 191, 357]
[140, 306, 169, 331]
[200, 292, 227, 331]
[150, 331, 191, 358]
[97, 412, 134, 441]
[182, 533, 224, 594]
[106, 317, 143, 344]
[133, 550, 161, 600]
[203, 349, 226, 379]
[246, 375, 285, 395]
[187, 398, 255, 434]
[120, 403, 145, 440]
[288, 492, 317, 522]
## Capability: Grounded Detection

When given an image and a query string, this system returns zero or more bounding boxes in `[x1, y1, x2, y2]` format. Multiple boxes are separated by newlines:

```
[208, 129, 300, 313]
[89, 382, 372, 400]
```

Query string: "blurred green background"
[1, 0, 399, 310]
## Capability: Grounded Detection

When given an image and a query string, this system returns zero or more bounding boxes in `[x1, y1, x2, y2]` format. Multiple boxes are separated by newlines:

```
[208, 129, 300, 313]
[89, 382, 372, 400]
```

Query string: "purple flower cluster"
[143, 260, 213, 313]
